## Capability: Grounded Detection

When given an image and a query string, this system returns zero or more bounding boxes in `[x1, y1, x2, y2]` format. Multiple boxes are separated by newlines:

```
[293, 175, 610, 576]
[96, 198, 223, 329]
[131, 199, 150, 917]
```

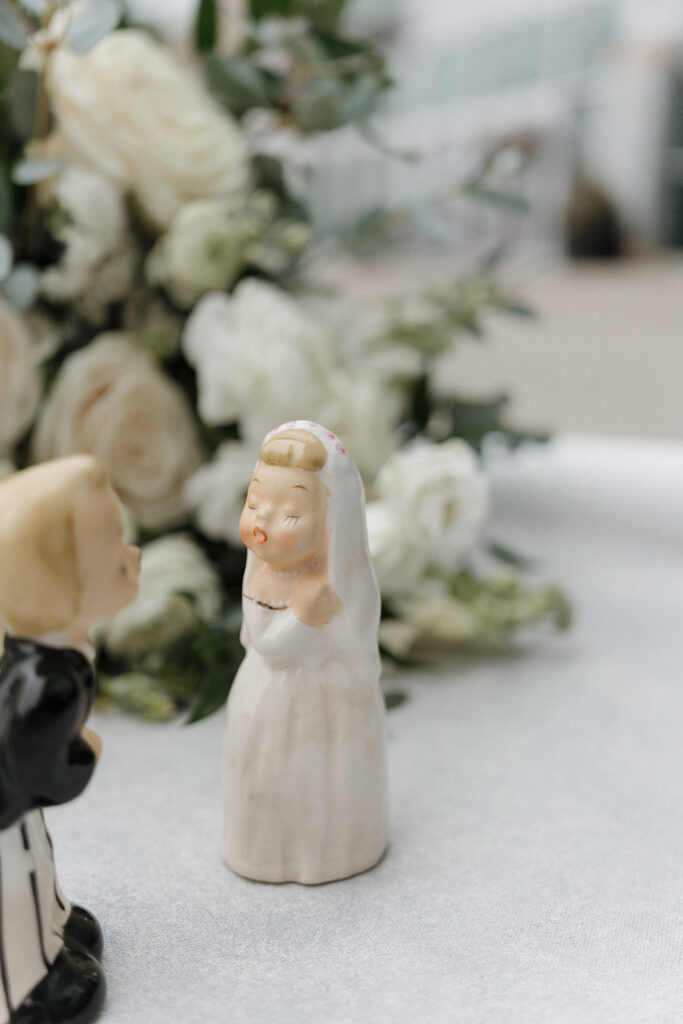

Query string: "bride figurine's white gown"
[222, 595, 388, 884]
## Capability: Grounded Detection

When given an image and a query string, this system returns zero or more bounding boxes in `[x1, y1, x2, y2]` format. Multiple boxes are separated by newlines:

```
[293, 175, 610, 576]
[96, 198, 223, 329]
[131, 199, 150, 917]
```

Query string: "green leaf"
[9, 68, 37, 140]
[67, 0, 120, 53]
[384, 690, 408, 710]
[195, 0, 217, 54]
[3, 260, 40, 308]
[308, 0, 347, 31]
[11, 157, 64, 185]
[479, 243, 508, 272]
[463, 182, 530, 212]
[487, 540, 536, 571]
[357, 120, 418, 162]
[0, 2, 30, 49]
[292, 76, 344, 132]
[0, 170, 11, 233]
[500, 299, 535, 318]
[0, 233, 12, 280]
[205, 55, 270, 116]
[249, 0, 296, 18]
[100, 672, 177, 722]
[445, 394, 509, 450]
[339, 72, 383, 124]
[185, 624, 243, 724]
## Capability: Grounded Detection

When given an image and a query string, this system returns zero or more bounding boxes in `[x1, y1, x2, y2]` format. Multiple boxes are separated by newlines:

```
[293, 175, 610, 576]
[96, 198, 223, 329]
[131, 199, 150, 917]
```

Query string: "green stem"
[5, 0, 38, 36]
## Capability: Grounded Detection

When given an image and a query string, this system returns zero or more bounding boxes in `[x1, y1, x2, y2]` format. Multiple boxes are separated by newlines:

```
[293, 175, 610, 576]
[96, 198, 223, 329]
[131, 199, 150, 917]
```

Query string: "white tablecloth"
[48, 436, 683, 1024]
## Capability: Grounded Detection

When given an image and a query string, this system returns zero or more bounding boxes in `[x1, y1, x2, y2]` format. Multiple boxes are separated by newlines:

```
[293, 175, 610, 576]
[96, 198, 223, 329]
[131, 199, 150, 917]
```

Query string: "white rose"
[184, 440, 257, 547]
[375, 439, 489, 571]
[146, 200, 250, 311]
[365, 501, 426, 600]
[32, 333, 202, 528]
[47, 30, 250, 231]
[99, 534, 222, 659]
[41, 165, 138, 324]
[182, 280, 337, 443]
[0, 301, 47, 456]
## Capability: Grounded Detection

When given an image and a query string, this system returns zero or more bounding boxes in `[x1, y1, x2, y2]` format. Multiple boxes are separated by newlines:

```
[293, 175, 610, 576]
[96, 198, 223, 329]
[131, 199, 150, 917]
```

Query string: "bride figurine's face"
[240, 462, 329, 571]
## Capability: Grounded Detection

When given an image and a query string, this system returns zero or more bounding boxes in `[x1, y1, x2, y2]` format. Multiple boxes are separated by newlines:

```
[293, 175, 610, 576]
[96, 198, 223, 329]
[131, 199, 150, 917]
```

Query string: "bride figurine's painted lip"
[253, 527, 267, 544]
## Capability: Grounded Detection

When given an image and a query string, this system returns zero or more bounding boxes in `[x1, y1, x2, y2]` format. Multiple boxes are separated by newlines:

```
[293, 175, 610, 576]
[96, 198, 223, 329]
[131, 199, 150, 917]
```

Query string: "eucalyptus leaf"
[12, 157, 64, 185]
[463, 183, 530, 212]
[308, 0, 346, 31]
[195, 0, 217, 53]
[0, 37, 20, 93]
[3, 261, 40, 308]
[67, 0, 120, 53]
[339, 73, 382, 125]
[185, 624, 243, 724]
[292, 76, 343, 132]
[357, 121, 418, 161]
[487, 540, 536, 571]
[446, 395, 510, 451]
[500, 299, 535, 318]
[9, 68, 37, 141]
[0, 234, 12, 281]
[249, 0, 296, 18]
[18, 0, 46, 13]
[0, 1, 30, 50]
[383, 690, 408, 710]
[479, 243, 508, 272]
[0, 170, 11, 233]
[100, 673, 177, 722]
[205, 56, 270, 116]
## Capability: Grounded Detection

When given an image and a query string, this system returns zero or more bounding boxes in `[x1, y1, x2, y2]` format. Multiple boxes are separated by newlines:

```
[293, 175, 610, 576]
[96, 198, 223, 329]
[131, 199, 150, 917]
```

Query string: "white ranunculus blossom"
[182, 280, 337, 442]
[184, 440, 258, 547]
[32, 333, 202, 528]
[99, 534, 222, 659]
[375, 439, 489, 571]
[41, 165, 138, 324]
[365, 501, 426, 600]
[0, 301, 48, 456]
[146, 200, 250, 310]
[47, 30, 250, 231]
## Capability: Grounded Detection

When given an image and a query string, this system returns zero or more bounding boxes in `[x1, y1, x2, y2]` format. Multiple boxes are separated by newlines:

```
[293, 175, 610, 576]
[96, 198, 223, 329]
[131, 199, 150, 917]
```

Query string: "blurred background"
[130, 0, 683, 441]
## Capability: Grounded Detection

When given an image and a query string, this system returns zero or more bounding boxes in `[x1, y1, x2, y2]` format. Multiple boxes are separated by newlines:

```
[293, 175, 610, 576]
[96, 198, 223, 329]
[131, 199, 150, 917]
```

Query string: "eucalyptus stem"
[15, 0, 56, 261]
[5, 0, 37, 36]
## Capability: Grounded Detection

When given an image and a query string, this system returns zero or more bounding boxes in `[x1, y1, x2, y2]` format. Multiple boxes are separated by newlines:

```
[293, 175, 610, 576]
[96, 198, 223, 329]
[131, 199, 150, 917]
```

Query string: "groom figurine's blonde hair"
[0, 455, 108, 636]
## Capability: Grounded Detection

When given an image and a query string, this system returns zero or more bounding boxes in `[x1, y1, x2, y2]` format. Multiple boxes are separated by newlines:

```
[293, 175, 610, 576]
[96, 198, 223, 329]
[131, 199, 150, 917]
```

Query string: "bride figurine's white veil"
[241, 420, 381, 681]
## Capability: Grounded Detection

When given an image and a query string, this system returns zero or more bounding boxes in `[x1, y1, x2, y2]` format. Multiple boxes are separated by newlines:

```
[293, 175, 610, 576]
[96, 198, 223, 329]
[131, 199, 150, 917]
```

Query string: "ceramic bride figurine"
[222, 421, 389, 884]
[0, 456, 140, 1024]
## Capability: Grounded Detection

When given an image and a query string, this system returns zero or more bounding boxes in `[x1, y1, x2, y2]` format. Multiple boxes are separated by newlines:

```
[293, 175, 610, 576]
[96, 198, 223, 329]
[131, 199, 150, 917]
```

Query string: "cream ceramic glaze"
[222, 421, 389, 884]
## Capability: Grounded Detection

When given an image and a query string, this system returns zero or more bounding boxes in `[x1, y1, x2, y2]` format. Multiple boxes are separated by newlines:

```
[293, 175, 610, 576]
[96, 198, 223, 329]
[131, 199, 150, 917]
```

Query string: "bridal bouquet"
[0, 0, 570, 720]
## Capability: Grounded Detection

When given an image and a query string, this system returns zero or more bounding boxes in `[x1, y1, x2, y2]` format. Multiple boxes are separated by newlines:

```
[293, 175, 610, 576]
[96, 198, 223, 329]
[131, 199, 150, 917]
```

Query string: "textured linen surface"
[47, 437, 683, 1024]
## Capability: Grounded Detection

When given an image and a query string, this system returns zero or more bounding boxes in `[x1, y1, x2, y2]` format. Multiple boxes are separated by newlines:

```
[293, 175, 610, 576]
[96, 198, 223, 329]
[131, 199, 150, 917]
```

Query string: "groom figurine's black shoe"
[21, 944, 105, 1024]
[63, 906, 104, 960]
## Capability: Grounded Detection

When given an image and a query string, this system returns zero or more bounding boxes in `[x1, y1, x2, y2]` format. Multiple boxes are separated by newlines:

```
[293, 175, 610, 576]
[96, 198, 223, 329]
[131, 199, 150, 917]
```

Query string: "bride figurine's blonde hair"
[0, 455, 108, 636]
[261, 429, 327, 473]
